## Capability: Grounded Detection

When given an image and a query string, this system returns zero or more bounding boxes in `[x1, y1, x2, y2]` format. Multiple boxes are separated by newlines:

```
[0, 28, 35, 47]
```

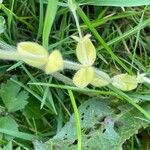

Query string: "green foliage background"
[0, 0, 150, 150]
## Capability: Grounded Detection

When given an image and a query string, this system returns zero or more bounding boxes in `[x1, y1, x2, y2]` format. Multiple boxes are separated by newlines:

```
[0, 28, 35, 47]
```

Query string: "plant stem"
[63, 60, 83, 70]
[72, 10, 82, 38]
[68, 0, 82, 38]
[0, 49, 48, 62]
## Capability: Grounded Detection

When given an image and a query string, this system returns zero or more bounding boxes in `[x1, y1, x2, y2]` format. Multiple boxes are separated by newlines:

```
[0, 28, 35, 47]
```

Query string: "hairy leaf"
[0, 78, 29, 112]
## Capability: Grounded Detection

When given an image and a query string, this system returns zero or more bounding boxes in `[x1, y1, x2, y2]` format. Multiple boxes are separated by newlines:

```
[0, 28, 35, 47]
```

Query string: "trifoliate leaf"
[91, 69, 111, 87]
[73, 67, 94, 88]
[76, 35, 96, 66]
[45, 50, 63, 74]
[0, 116, 18, 141]
[17, 42, 48, 68]
[111, 73, 138, 91]
[0, 78, 29, 112]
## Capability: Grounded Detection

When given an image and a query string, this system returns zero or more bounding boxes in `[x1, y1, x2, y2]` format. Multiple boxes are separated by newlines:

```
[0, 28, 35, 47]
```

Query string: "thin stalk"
[68, 0, 82, 38]
[72, 10, 82, 38]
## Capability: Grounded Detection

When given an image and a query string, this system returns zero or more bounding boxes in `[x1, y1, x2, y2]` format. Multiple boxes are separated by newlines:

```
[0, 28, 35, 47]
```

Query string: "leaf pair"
[72, 35, 111, 88]
[17, 42, 63, 74]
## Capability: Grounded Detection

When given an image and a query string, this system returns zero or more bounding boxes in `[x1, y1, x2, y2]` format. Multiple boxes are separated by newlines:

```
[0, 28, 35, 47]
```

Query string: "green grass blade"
[78, 0, 150, 6]
[1, 4, 34, 30]
[42, 0, 58, 49]
[36, 0, 44, 41]
[28, 82, 116, 96]
[0, 16, 5, 34]
[68, 90, 82, 150]
[0, 128, 36, 141]
[7, 0, 14, 37]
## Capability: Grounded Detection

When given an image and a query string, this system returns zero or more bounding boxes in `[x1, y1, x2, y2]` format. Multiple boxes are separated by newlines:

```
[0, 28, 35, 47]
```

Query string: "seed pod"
[45, 50, 63, 74]
[17, 42, 48, 68]
[112, 73, 138, 91]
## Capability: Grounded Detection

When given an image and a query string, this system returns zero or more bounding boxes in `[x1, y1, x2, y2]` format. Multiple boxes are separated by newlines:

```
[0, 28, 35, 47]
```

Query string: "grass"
[0, 0, 150, 149]
[68, 90, 81, 150]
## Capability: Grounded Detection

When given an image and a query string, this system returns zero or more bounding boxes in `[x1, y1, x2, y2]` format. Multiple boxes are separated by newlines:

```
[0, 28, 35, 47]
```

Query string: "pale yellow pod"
[111, 73, 138, 91]
[73, 67, 94, 88]
[17, 42, 48, 68]
[91, 70, 111, 87]
[45, 50, 63, 74]
[76, 35, 96, 66]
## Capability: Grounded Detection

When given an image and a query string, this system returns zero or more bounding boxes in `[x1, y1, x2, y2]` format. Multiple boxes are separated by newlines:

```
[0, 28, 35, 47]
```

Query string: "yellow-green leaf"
[91, 70, 111, 87]
[45, 50, 63, 74]
[17, 42, 48, 68]
[112, 73, 138, 91]
[73, 67, 94, 88]
[76, 35, 96, 66]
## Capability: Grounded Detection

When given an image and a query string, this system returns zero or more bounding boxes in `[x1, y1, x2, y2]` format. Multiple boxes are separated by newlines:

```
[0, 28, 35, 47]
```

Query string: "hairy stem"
[63, 60, 83, 70]
[0, 49, 48, 62]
